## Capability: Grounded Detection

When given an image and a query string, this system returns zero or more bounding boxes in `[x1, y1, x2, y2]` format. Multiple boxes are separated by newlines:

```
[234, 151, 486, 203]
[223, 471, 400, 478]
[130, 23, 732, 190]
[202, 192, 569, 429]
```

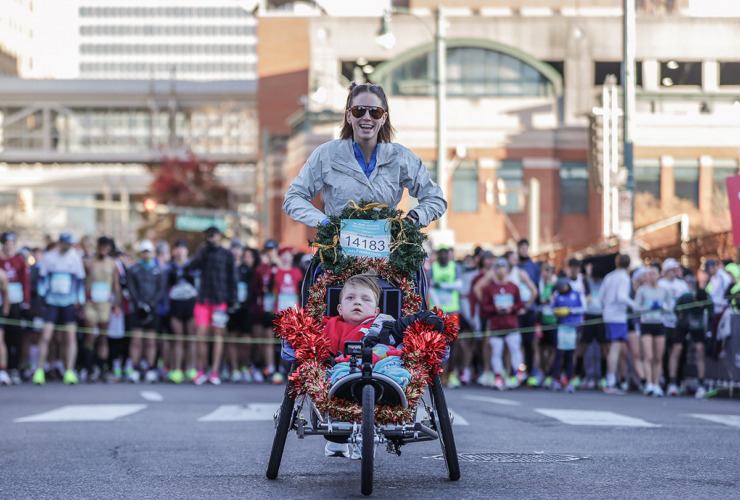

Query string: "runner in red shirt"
[0, 232, 30, 384]
[252, 239, 279, 383]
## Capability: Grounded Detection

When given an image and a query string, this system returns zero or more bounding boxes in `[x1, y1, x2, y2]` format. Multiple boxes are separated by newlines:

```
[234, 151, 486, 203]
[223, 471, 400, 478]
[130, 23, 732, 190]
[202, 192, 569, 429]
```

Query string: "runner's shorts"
[43, 304, 77, 325]
[194, 302, 228, 328]
[605, 322, 628, 342]
[84, 302, 111, 325]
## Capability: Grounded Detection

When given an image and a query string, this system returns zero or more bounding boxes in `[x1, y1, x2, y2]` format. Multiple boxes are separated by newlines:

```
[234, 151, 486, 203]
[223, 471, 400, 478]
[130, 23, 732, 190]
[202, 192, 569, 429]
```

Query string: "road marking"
[463, 395, 522, 406]
[140, 391, 163, 402]
[689, 414, 740, 429]
[449, 409, 470, 426]
[15, 404, 147, 423]
[198, 404, 278, 422]
[535, 409, 660, 427]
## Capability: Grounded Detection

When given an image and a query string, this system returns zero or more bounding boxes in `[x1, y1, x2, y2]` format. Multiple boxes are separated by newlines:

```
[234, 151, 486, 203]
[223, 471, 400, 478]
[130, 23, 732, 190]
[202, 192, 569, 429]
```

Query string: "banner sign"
[726, 175, 740, 246]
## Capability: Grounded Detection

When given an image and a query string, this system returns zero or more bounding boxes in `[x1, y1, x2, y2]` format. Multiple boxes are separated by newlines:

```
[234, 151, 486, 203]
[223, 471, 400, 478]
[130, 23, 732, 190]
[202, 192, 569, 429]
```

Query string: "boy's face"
[337, 284, 379, 326]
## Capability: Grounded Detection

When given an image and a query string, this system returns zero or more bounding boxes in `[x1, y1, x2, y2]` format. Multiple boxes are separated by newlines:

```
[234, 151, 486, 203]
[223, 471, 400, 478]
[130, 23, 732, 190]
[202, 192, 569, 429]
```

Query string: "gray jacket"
[283, 139, 447, 227]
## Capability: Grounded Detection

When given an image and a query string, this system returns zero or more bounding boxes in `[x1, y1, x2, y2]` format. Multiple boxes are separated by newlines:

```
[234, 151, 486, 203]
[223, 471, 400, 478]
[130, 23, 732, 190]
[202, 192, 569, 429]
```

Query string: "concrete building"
[257, 0, 740, 256]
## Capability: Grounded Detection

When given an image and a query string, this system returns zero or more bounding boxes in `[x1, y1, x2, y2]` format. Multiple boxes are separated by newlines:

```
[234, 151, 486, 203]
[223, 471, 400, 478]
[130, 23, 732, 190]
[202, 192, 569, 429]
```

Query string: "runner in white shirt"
[658, 258, 690, 396]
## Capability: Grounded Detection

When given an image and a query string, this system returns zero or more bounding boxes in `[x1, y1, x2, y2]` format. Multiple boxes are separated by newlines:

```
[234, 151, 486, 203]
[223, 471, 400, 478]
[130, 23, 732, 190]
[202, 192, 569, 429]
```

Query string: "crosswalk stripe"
[688, 414, 740, 429]
[535, 409, 660, 427]
[140, 391, 163, 402]
[463, 395, 522, 406]
[15, 404, 147, 422]
[198, 404, 278, 422]
[449, 409, 470, 426]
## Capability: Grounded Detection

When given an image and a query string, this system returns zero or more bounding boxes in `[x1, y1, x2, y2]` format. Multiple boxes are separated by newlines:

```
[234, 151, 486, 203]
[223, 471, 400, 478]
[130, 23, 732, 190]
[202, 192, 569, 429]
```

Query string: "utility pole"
[621, 0, 637, 256]
[435, 6, 448, 231]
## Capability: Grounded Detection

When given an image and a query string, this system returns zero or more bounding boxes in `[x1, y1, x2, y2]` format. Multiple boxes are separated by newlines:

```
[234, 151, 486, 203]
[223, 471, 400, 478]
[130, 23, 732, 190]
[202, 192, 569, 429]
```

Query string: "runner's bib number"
[212, 309, 229, 329]
[91, 282, 112, 303]
[436, 289, 455, 309]
[557, 324, 577, 350]
[50, 273, 72, 295]
[263, 294, 276, 314]
[8, 282, 24, 304]
[237, 282, 248, 303]
[340, 219, 391, 259]
[494, 294, 514, 310]
[277, 293, 298, 312]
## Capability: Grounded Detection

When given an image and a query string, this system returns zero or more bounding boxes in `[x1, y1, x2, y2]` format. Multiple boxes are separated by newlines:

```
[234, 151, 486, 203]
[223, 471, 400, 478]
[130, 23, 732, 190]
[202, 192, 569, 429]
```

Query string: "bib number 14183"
[340, 219, 391, 259]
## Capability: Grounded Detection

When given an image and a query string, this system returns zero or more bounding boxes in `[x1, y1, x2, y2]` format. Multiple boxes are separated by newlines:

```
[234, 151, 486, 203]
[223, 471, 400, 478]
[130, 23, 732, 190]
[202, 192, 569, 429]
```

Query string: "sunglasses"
[348, 105, 385, 119]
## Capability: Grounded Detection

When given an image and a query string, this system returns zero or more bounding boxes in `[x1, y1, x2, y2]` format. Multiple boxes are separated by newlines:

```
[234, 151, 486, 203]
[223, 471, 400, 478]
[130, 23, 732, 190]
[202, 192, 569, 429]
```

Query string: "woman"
[283, 83, 446, 227]
[634, 266, 671, 397]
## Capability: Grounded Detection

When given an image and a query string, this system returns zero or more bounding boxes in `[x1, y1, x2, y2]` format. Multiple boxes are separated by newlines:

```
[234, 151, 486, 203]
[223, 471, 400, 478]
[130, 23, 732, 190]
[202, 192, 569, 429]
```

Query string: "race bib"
[237, 282, 248, 303]
[644, 309, 662, 322]
[263, 294, 276, 314]
[688, 317, 703, 331]
[494, 293, 514, 310]
[50, 273, 72, 295]
[277, 293, 298, 312]
[340, 219, 391, 259]
[91, 282, 112, 303]
[212, 309, 229, 329]
[8, 282, 24, 304]
[436, 289, 454, 308]
[557, 324, 577, 350]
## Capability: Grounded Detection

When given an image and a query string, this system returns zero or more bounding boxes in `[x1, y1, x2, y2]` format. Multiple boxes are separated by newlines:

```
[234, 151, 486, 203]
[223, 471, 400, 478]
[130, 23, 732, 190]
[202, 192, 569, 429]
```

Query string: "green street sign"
[175, 215, 227, 233]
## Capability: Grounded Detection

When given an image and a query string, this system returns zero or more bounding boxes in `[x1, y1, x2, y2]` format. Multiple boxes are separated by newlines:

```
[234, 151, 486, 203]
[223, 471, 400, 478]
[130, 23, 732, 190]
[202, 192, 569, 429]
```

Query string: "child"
[552, 277, 584, 393]
[476, 257, 524, 391]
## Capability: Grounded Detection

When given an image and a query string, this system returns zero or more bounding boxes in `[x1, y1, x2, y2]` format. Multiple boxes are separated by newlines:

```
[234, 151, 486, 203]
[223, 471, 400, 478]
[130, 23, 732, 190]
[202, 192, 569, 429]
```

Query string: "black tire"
[430, 375, 460, 481]
[361, 384, 375, 496]
[266, 376, 295, 480]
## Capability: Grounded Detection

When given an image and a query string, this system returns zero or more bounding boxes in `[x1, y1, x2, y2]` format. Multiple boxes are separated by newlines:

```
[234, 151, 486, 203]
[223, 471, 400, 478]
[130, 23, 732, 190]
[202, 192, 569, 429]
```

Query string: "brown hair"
[339, 83, 396, 143]
[339, 273, 382, 306]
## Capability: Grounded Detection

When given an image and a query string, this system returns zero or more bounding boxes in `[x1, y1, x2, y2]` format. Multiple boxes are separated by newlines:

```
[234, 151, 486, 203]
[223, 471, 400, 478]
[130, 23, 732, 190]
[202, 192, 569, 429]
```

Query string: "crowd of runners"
[0, 230, 736, 399]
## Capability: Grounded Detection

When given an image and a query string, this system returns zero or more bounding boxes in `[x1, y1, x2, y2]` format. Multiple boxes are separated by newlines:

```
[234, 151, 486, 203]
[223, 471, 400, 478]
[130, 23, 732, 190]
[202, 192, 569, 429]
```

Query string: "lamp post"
[377, 7, 448, 230]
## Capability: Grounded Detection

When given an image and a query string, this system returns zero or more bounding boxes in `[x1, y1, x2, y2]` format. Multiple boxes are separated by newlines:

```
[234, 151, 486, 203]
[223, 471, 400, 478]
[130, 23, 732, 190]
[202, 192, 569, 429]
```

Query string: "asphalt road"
[1, 382, 738, 500]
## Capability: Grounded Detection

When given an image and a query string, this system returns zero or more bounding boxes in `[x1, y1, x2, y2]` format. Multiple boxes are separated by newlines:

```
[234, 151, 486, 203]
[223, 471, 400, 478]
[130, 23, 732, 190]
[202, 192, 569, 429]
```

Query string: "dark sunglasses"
[348, 105, 385, 119]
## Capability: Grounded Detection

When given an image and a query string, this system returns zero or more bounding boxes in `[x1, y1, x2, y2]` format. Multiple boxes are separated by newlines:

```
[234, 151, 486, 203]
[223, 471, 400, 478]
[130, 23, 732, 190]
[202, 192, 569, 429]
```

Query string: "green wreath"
[310, 200, 427, 279]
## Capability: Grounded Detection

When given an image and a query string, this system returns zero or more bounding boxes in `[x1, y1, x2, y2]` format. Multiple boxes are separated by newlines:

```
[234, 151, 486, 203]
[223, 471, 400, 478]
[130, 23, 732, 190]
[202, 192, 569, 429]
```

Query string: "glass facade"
[451, 160, 479, 213]
[634, 159, 661, 200]
[498, 160, 523, 214]
[382, 47, 552, 97]
[673, 159, 700, 206]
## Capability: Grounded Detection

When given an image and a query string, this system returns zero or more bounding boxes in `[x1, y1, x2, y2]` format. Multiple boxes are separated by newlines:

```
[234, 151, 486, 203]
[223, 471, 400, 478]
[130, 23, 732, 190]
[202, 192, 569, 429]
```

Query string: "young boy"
[552, 277, 584, 393]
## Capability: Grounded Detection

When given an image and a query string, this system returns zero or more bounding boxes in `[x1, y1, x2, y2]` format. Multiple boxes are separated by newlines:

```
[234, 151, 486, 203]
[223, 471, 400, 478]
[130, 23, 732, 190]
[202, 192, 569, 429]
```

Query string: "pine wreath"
[274, 307, 459, 425]
[310, 200, 427, 279]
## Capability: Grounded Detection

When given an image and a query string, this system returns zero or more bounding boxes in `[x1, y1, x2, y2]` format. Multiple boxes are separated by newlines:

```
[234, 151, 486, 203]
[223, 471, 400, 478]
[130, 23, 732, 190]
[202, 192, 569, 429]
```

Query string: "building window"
[594, 61, 643, 86]
[383, 47, 552, 97]
[660, 61, 701, 87]
[560, 162, 589, 214]
[451, 161, 479, 213]
[719, 62, 740, 86]
[498, 160, 523, 214]
[712, 159, 739, 210]
[634, 159, 661, 200]
[673, 159, 700, 206]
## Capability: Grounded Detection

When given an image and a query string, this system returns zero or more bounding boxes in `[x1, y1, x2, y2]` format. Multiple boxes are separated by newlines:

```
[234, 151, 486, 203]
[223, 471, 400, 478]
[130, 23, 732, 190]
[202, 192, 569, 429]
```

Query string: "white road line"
[140, 391, 163, 402]
[15, 404, 147, 423]
[449, 409, 470, 426]
[689, 414, 740, 429]
[535, 409, 660, 428]
[198, 404, 279, 422]
[463, 395, 522, 406]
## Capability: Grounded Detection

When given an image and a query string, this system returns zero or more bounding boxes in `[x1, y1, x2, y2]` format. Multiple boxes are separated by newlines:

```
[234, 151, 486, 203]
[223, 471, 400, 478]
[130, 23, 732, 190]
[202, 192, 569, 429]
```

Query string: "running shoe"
[0, 370, 11, 386]
[193, 370, 208, 386]
[207, 371, 221, 385]
[112, 366, 123, 382]
[666, 383, 679, 397]
[79, 368, 88, 383]
[9, 369, 22, 385]
[516, 370, 527, 385]
[583, 378, 596, 390]
[460, 368, 472, 385]
[186, 368, 198, 382]
[619, 380, 629, 392]
[552, 379, 563, 392]
[231, 369, 243, 383]
[598, 378, 608, 390]
[446, 371, 461, 389]
[507, 375, 519, 389]
[324, 442, 350, 458]
[144, 369, 159, 384]
[32, 368, 46, 385]
[126, 369, 141, 384]
[220, 367, 231, 382]
[543, 376, 553, 389]
[271, 372, 285, 384]
[63, 370, 79, 385]
[694, 385, 707, 399]
[643, 383, 654, 396]
[350, 444, 362, 460]
[603, 385, 626, 395]
[493, 376, 506, 391]
[168, 369, 184, 384]
[526, 376, 540, 388]
[652, 385, 665, 397]
[564, 383, 576, 394]
[477, 371, 495, 388]
[241, 367, 253, 383]
[252, 369, 265, 383]
[571, 376, 582, 388]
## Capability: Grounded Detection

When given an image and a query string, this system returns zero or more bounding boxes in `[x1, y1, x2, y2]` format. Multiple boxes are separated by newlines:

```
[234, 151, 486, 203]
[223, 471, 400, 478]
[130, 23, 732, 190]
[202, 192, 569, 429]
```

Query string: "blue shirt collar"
[352, 142, 379, 179]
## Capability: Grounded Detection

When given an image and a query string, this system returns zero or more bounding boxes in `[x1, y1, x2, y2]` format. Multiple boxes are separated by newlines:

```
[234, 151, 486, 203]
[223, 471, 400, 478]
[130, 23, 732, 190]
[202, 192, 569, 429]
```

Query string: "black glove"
[363, 333, 380, 349]
[137, 303, 153, 322]
[403, 210, 420, 226]
[415, 310, 444, 333]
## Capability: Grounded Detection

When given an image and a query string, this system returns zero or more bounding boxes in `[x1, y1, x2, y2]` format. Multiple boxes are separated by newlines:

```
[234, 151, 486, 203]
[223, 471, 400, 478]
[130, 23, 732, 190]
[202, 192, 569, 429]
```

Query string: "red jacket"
[322, 315, 376, 356]
[0, 254, 30, 304]
[480, 280, 522, 332]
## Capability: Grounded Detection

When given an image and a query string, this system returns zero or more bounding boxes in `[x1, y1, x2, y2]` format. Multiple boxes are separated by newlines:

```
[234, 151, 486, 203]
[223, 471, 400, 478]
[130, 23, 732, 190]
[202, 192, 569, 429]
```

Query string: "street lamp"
[376, 7, 449, 231]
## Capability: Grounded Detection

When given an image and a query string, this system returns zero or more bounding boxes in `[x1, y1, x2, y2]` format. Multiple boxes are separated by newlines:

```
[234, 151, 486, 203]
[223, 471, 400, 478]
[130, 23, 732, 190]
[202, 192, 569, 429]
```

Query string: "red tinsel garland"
[274, 306, 455, 425]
